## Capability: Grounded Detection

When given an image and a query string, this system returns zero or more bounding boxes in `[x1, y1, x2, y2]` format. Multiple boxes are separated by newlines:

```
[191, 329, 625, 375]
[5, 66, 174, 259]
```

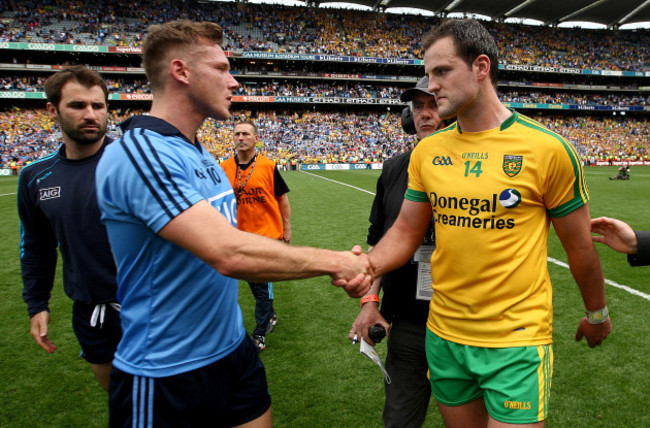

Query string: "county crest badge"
[503, 155, 523, 177]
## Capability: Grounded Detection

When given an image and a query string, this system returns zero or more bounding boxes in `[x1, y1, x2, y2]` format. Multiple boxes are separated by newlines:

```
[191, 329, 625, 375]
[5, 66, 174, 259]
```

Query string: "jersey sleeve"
[97, 132, 205, 234]
[405, 144, 429, 202]
[273, 165, 290, 197]
[17, 169, 58, 317]
[543, 136, 589, 217]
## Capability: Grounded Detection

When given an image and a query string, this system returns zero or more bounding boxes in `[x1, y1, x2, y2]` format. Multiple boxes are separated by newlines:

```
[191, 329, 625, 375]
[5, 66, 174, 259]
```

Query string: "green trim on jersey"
[421, 122, 458, 140]
[515, 114, 589, 217]
[405, 188, 429, 202]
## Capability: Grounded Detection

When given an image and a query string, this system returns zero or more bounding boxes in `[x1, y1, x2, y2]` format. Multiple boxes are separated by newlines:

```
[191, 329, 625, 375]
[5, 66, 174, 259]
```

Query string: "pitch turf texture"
[0, 166, 648, 427]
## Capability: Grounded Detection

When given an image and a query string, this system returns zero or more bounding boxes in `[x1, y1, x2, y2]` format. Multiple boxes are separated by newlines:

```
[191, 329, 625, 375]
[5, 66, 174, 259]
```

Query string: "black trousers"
[248, 282, 274, 336]
[383, 319, 431, 428]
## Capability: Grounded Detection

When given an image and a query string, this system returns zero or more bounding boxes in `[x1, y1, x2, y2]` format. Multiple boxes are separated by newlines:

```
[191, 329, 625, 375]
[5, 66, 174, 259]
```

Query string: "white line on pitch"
[548, 257, 650, 301]
[300, 170, 375, 195]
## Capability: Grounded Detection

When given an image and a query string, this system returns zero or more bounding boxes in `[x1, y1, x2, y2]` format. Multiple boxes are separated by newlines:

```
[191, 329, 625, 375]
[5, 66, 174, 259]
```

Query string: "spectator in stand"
[2, 0, 649, 70]
[1, 109, 648, 166]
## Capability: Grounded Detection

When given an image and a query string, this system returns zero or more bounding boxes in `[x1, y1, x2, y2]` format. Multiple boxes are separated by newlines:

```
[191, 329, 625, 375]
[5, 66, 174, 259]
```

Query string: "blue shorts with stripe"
[109, 334, 271, 427]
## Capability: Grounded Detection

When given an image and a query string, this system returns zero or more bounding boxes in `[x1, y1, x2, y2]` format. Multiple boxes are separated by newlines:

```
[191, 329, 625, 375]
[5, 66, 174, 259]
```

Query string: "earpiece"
[401, 106, 416, 135]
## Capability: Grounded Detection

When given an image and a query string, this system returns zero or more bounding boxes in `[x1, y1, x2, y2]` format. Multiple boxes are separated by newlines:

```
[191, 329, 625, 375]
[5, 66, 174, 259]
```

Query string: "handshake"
[330, 245, 374, 298]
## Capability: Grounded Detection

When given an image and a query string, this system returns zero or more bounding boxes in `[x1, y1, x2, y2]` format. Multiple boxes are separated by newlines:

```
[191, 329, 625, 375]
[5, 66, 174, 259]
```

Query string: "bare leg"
[90, 362, 112, 391]
[488, 417, 545, 428]
[438, 397, 488, 428]
[438, 397, 545, 428]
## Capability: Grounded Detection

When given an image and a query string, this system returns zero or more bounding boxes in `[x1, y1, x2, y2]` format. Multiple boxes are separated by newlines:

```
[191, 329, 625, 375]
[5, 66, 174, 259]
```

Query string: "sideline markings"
[302, 170, 649, 302]
[548, 257, 650, 301]
[300, 170, 375, 195]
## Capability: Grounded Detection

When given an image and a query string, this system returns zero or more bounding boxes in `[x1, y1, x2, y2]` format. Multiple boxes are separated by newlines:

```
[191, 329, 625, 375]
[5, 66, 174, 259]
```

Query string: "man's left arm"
[552, 204, 612, 348]
[278, 193, 291, 243]
[274, 165, 291, 243]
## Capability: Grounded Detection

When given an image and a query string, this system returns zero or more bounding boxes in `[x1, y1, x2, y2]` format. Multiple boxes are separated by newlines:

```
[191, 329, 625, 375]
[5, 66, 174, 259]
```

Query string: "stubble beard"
[59, 116, 107, 145]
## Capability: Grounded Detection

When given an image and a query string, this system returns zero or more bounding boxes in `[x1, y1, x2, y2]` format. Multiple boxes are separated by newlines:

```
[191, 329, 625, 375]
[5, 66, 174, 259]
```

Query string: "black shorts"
[109, 334, 271, 428]
[71, 301, 122, 364]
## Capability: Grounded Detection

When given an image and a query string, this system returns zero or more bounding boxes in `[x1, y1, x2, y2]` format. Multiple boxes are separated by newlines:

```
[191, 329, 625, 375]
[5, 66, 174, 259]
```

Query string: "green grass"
[1, 166, 648, 427]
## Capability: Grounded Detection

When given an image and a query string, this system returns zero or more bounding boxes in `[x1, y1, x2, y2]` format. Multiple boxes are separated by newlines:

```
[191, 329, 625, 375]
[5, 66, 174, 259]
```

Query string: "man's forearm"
[159, 200, 369, 283]
[568, 247, 607, 311]
[278, 194, 291, 241]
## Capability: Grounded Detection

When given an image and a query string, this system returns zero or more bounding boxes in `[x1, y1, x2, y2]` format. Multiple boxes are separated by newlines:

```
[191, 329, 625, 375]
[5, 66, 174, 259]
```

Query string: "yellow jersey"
[406, 111, 588, 347]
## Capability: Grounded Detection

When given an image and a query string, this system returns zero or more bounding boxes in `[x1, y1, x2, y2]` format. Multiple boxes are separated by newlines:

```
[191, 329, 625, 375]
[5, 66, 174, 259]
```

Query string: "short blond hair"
[143, 20, 224, 92]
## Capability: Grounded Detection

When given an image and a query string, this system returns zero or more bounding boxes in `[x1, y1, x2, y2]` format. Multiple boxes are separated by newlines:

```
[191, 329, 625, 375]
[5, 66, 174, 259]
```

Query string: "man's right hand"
[30, 311, 57, 353]
[591, 216, 638, 254]
[349, 302, 390, 346]
[331, 246, 374, 298]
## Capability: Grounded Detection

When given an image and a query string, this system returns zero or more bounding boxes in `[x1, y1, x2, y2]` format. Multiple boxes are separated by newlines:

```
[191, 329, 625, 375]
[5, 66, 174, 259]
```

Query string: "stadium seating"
[1, 0, 648, 169]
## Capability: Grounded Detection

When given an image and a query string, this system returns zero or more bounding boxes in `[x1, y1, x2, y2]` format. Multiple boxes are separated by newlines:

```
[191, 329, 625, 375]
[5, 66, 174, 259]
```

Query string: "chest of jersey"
[33, 161, 102, 229]
[417, 133, 548, 234]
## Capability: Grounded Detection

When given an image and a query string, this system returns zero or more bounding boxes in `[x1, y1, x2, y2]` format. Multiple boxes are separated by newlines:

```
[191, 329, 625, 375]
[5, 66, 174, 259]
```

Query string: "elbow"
[207, 251, 247, 279]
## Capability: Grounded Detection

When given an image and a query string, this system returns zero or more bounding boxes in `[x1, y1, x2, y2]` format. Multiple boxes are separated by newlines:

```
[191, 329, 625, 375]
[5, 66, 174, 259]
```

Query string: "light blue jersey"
[96, 115, 245, 377]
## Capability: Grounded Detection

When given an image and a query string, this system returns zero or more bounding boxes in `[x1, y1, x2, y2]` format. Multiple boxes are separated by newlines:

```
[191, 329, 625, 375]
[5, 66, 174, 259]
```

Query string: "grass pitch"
[0, 166, 648, 427]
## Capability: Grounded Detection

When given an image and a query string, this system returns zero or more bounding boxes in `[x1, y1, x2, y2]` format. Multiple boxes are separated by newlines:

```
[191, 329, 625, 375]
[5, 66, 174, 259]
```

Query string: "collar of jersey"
[120, 115, 196, 147]
[59, 136, 113, 163]
[456, 109, 518, 134]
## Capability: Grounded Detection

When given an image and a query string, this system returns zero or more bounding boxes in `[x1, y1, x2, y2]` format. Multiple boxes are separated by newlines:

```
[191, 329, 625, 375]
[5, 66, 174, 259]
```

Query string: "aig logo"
[432, 156, 453, 166]
[39, 187, 61, 200]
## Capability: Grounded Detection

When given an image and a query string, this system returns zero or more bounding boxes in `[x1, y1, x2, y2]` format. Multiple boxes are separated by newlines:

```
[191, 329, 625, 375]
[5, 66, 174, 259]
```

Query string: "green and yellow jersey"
[406, 110, 588, 347]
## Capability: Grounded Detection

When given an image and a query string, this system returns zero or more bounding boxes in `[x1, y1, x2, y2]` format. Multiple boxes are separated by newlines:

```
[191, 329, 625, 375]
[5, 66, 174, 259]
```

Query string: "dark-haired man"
[18, 65, 120, 391]
[347, 19, 612, 427]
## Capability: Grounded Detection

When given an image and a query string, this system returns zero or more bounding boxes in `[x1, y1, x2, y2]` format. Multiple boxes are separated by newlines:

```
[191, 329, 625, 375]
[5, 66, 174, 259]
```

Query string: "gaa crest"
[503, 155, 523, 177]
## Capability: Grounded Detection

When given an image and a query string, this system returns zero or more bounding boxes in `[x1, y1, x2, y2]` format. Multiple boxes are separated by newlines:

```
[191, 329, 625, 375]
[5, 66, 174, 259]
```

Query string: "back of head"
[143, 20, 224, 92]
[44, 65, 108, 109]
[422, 19, 499, 87]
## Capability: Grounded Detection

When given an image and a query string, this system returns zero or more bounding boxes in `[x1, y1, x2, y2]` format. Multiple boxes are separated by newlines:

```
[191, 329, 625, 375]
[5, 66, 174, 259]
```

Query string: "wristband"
[585, 305, 609, 324]
[360, 294, 379, 307]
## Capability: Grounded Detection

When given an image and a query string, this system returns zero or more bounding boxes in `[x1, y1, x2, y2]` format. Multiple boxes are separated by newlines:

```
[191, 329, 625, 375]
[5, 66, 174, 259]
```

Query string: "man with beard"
[18, 65, 120, 391]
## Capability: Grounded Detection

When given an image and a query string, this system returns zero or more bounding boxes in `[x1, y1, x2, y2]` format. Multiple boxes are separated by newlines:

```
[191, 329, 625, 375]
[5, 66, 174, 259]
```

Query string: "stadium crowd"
[1, 1, 648, 170]
[2, 108, 648, 170]
[1, 0, 649, 71]
[2, 76, 647, 107]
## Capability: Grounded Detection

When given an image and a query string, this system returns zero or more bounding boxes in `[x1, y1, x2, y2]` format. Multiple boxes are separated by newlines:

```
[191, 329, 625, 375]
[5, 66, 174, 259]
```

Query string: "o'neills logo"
[504, 400, 531, 410]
